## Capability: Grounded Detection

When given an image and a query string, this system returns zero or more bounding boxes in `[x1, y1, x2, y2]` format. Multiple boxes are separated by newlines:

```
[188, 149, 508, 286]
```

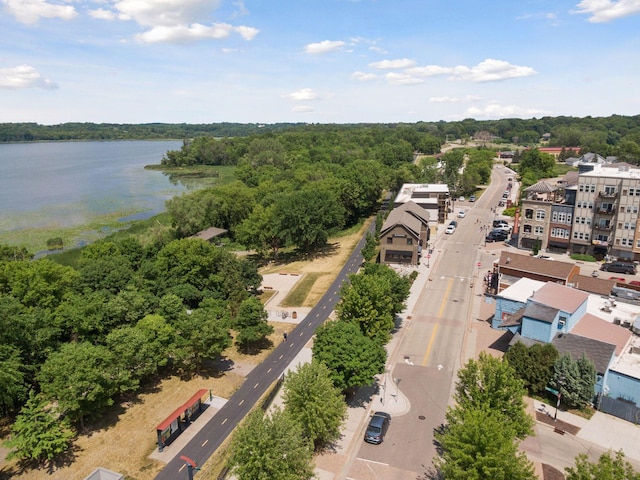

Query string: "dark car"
[364, 411, 391, 444]
[486, 230, 508, 243]
[601, 261, 637, 275]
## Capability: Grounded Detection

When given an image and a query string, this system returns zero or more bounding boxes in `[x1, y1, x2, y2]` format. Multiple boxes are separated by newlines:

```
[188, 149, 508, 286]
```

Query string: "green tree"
[37, 342, 118, 428]
[337, 272, 395, 344]
[0, 344, 27, 414]
[273, 188, 345, 251]
[565, 450, 640, 480]
[505, 342, 559, 394]
[6, 393, 75, 466]
[173, 306, 231, 372]
[453, 352, 533, 439]
[234, 296, 273, 350]
[312, 320, 386, 393]
[435, 406, 536, 480]
[362, 263, 411, 317]
[553, 353, 597, 409]
[227, 407, 314, 480]
[283, 360, 347, 450]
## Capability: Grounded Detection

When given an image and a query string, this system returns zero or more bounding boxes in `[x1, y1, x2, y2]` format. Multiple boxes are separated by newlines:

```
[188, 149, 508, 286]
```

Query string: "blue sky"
[1, 0, 639, 124]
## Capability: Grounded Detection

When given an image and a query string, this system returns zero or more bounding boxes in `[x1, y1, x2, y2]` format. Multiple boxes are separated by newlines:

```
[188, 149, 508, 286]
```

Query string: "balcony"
[596, 208, 615, 215]
[594, 224, 613, 231]
[598, 191, 618, 198]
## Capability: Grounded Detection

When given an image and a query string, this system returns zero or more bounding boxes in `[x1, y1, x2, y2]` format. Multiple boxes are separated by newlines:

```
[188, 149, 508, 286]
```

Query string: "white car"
[457, 210, 467, 218]
[445, 221, 457, 234]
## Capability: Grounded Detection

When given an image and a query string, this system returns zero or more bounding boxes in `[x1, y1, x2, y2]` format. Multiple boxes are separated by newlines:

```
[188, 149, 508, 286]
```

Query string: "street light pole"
[554, 376, 565, 421]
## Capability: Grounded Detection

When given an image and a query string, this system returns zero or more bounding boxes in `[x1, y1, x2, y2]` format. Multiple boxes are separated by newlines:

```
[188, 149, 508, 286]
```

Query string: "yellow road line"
[437, 278, 454, 317]
[422, 323, 439, 366]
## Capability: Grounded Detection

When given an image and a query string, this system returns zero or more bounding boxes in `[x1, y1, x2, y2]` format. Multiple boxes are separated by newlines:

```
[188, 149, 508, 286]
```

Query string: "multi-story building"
[571, 164, 640, 261]
[393, 183, 450, 232]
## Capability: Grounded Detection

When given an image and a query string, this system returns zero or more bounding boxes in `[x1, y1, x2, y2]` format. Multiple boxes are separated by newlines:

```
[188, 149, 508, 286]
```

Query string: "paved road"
[155, 223, 375, 479]
[350, 166, 513, 476]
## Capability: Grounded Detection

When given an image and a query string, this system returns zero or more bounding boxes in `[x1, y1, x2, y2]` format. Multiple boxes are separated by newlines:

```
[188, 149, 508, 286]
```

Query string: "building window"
[406, 238, 413, 245]
[604, 185, 616, 195]
[536, 210, 546, 220]
[525, 209, 533, 219]
[558, 317, 566, 330]
[535, 226, 544, 235]
[551, 228, 569, 239]
[523, 224, 532, 233]
[387, 237, 393, 244]
[591, 185, 596, 193]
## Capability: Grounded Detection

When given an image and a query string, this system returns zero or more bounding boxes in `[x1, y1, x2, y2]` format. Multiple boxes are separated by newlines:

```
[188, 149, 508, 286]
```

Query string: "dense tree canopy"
[566, 451, 640, 480]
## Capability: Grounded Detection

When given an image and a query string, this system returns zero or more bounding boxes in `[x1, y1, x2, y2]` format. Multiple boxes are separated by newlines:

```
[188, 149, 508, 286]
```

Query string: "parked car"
[469, 195, 476, 202]
[457, 210, 467, 218]
[445, 220, 458, 234]
[492, 220, 511, 232]
[364, 411, 391, 444]
[601, 261, 637, 275]
[486, 230, 509, 242]
[459, 196, 465, 201]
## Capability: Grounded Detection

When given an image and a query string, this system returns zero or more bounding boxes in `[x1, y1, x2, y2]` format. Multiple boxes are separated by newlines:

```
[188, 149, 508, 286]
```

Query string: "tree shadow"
[3, 441, 81, 480]
[488, 330, 515, 353]
[432, 423, 447, 456]
[236, 337, 274, 356]
[415, 465, 444, 480]
[345, 382, 377, 409]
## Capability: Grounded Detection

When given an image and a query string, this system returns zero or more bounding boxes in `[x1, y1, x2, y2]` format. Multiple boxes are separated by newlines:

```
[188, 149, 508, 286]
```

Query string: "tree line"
[2, 115, 640, 163]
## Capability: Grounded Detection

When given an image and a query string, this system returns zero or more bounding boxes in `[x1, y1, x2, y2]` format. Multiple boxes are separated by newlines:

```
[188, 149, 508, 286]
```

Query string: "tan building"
[379, 201, 430, 265]
[571, 164, 640, 261]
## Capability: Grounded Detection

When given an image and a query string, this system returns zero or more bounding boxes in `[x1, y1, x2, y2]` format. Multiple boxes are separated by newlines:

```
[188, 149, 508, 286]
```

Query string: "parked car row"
[485, 229, 509, 243]
[601, 261, 637, 275]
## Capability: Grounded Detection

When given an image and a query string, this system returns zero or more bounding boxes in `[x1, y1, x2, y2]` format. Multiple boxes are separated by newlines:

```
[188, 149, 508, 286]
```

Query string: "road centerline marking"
[422, 323, 440, 366]
[437, 278, 454, 317]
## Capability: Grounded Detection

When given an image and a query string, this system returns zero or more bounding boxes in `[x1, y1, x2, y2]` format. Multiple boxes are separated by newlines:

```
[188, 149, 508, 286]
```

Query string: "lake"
[0, 140, 187, 246]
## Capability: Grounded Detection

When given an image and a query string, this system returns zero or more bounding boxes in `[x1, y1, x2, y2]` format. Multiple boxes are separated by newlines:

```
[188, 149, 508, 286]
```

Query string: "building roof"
[381, 210, 423, 238]
[397, 200, 431, 224]
[531, 282, 589, 314]
[190, 227, 228, 241]
[503, 307, 526, 327]
[394, 183, 450, 203]
[499, 277, 546, 303]
[579, 163, 640, 179]
[571, 313, 633, 357]
[553, 333, 616, 375]
[523, 302, 559, 324]
[525, 180, 557, 194]
[84, 468, 124, 480]
[570, 274, 616, 296]
[497, 251, 576, 281]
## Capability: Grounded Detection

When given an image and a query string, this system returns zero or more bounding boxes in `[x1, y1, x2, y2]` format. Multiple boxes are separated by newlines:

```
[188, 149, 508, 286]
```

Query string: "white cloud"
[572, 0, 640, 22]
[2, 0, 77, 24]
[352, 71, 377, 81]
[89, 8, 117, 20]
[369, 58, 416, 70]
[133, 22, 257, 44]
[429, 95, 481, 103]
[304, 40, 346, 54]
[231, 0, 249, 18]
[0, 65, 58, 89]
[283, 88, 318, 101]
[405, 65, 453, 77]
[465, 103, 548, 118]
[292, 105, 314, 113]
[449, 59, 536, 82]
[384, 72, 423, 86]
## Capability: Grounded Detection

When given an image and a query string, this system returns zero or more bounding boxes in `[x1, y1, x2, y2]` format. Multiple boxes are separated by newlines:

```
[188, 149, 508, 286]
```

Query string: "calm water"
[0, 140, 185, 232]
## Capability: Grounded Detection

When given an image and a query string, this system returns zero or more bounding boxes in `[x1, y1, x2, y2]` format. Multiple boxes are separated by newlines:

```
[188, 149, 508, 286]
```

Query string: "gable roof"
[553, 332, 615, 375]
[570, 314, 633, 357]
[381, 201, 430, 238]
[531, 282, 589, 314]
[570, 274, 616, 296]
[497, 251, 576, 281]
[398, 200, 430, 224]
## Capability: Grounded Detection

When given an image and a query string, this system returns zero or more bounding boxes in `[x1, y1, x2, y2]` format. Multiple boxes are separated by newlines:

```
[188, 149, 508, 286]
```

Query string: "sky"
[1, 0, 639, 125]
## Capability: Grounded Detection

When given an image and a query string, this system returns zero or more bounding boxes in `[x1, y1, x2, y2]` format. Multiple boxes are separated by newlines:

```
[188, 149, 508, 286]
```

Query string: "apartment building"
[571, 164, 640, 261]
[393, 183, 450, 230]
